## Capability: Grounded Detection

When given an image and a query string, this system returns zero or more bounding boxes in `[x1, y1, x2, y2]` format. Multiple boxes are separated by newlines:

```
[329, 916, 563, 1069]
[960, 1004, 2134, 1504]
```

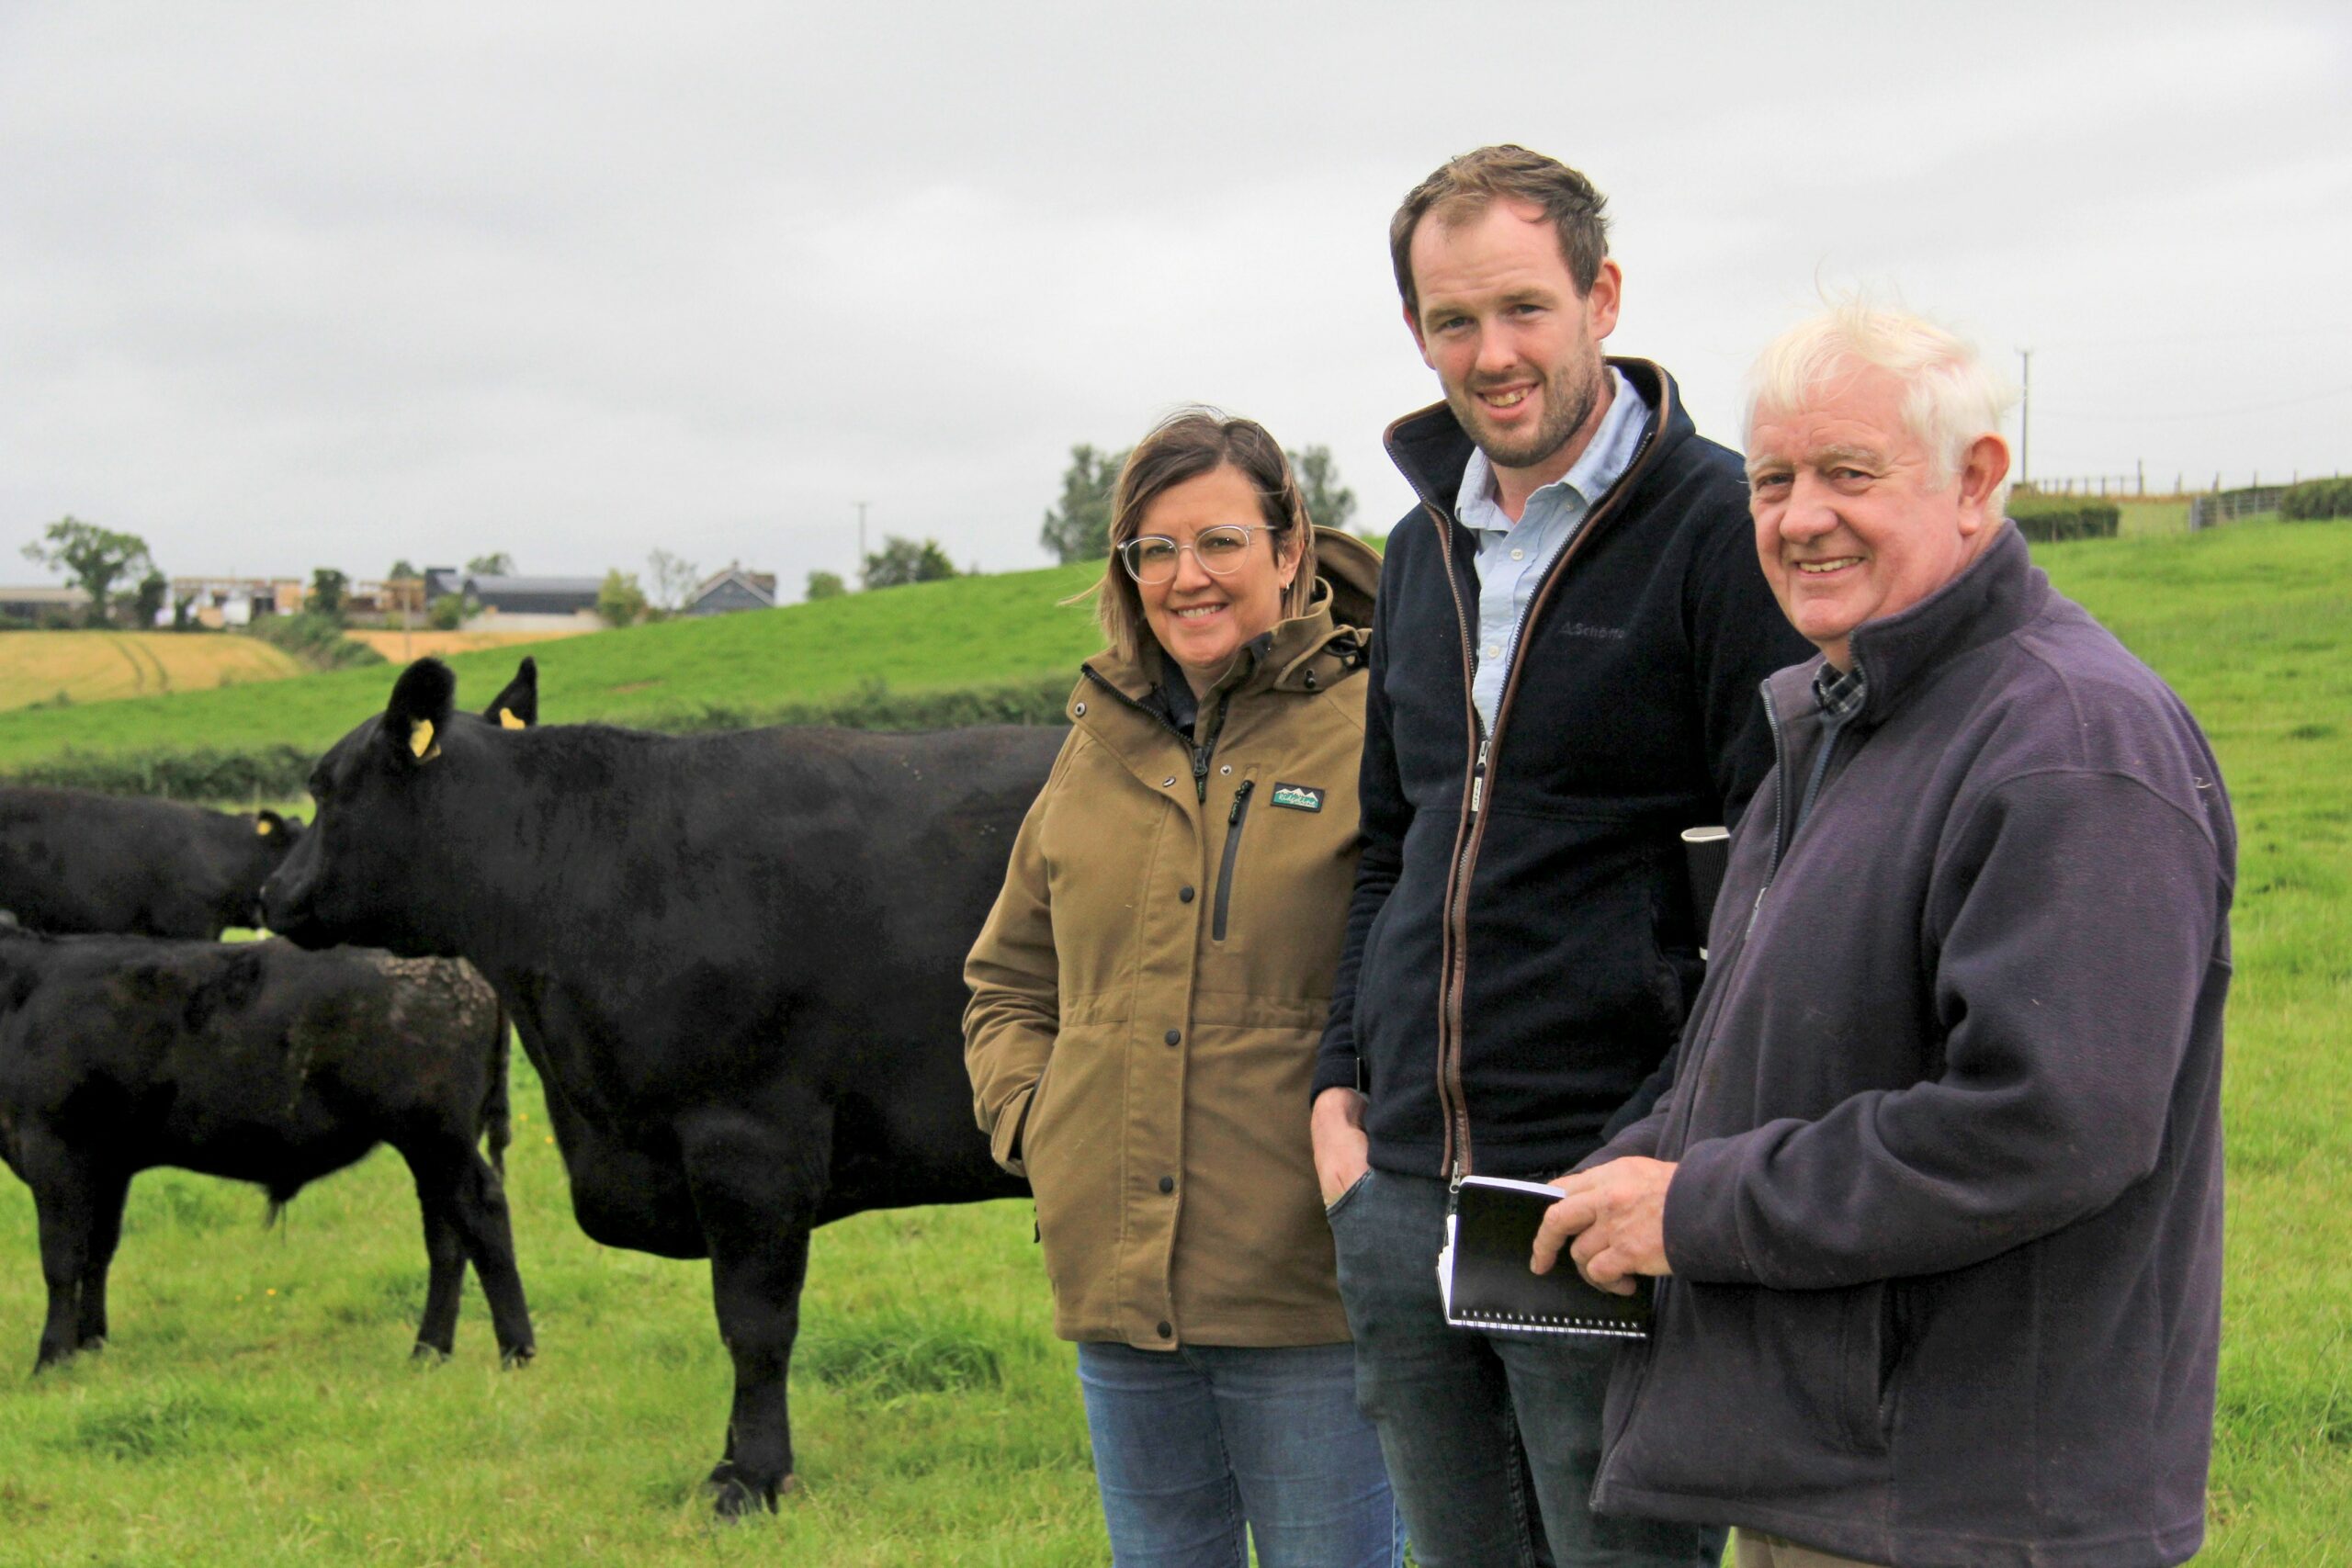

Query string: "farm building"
[168, 576, 304, 628]
[457, 573, 603, 632]
[684, 564, 778, 615]
[0, 585, 91, 626]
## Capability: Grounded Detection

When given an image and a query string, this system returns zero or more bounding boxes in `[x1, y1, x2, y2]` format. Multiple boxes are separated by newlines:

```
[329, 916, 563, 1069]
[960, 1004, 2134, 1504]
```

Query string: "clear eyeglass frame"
[1118, 524, 1263, 583]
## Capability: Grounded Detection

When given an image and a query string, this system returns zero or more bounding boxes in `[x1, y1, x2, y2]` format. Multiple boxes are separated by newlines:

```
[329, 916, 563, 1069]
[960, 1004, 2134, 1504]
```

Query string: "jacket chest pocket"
[1212, 778, 1257, 942]
[1194, 770, 1359, 1002]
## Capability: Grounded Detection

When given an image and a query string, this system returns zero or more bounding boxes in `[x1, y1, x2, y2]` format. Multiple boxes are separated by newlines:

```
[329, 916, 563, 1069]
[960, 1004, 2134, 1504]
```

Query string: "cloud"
[1, 0, 2345, 593]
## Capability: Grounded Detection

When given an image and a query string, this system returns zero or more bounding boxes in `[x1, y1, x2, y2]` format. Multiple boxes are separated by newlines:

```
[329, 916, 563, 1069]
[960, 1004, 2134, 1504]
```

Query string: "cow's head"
[228, 808, 308, 929]
[262, 656, 537, 954]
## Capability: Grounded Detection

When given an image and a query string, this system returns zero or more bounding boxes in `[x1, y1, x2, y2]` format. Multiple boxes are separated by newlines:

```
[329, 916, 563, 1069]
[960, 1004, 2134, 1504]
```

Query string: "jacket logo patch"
[1270, 784, 1323, 813]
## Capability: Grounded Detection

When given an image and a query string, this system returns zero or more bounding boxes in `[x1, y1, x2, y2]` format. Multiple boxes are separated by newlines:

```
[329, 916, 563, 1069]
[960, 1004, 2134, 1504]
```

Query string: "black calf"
[0, 931, 534, 1370]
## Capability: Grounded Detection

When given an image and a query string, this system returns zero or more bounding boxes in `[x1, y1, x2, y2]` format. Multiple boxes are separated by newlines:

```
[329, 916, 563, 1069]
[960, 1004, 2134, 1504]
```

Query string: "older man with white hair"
[1532, 304, 2235, 1568]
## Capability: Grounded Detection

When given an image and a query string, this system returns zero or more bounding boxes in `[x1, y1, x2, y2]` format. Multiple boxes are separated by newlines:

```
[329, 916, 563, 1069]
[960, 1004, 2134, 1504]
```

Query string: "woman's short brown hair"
[1094, 409, 1320, 666]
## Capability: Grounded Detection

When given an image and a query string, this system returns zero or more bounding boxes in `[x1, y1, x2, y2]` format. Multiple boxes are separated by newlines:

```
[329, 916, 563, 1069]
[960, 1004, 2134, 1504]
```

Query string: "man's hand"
[1531, 1157, 1679, 1296]
[1311, 1087, 1372, 1205]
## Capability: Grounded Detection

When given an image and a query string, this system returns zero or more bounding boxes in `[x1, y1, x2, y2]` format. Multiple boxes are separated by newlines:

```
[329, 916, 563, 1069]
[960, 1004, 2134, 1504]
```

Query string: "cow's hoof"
[75, 1334, 107, 1355]
[499, 1343, 537, 1370]
[410, 1343, 452, 1366]
[705, 1463, 789, 1517]
[32, 1346, 75, 1374]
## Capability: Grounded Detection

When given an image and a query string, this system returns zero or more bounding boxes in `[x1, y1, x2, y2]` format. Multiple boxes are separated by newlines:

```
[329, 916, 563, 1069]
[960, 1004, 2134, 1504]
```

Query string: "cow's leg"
[74, 1167, 132, 1352]
[21, 1134, 98, 1371]
[396, 1145, 469, 1361]
[445, 1148, 536, 1366]
[679, 1105, 831, 1516]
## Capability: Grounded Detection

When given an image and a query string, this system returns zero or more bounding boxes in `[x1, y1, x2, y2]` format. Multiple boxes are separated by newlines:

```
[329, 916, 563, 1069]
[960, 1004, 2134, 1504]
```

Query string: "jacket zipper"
[1393, 382, 1668, 1180]
[1212, 780, 1255, 941]
[1080, 666, 1229, 800]
[1657, 680, 1788, 1159]
[1666, 669, 1862, 1155]
[1419, 512, 1484, 1180]
[1600, 673, 1866, 1496]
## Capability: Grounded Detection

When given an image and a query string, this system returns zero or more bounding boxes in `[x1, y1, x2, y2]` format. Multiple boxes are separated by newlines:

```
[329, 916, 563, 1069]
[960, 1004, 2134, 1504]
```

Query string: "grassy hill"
[2031, 521, 2349, 1551]
[0, 630, 308, 714]
[0, 562, 1104, 781]
[0, 523, 2345, 1559]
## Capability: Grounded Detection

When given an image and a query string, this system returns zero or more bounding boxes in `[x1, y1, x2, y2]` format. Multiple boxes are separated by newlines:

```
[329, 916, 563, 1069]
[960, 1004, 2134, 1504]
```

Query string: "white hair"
[1745, 301, 2019, 513]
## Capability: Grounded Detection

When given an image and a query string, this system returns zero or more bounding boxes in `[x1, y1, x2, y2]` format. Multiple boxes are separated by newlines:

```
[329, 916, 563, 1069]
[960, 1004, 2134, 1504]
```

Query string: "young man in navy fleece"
[1310, 144, 1807, 1568]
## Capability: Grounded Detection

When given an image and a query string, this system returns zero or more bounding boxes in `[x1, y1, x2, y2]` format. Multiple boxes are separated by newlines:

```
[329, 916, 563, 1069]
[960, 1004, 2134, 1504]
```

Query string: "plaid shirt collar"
[1813, 660, 1868, 721]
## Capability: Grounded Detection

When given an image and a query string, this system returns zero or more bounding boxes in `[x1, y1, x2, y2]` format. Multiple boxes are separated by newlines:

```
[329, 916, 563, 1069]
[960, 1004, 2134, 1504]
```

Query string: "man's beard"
[1454, 352, 1602, 474]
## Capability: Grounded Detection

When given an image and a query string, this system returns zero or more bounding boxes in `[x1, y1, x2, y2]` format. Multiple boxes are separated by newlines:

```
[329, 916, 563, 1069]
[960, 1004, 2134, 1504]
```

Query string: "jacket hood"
[1311, 525, 1381, 632]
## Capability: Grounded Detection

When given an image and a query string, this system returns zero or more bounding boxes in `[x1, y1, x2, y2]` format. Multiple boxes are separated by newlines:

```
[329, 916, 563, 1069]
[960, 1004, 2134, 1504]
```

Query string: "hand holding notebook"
[1438, 1175, 1652, 1339]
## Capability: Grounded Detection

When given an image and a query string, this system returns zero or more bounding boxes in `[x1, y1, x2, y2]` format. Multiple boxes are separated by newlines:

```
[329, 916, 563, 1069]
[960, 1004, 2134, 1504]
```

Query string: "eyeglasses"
[1118, 525, 1265, 584]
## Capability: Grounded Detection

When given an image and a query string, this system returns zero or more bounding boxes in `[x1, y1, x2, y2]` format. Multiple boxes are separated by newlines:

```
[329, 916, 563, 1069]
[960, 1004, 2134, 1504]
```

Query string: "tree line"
[1037, 443, 1357, 565]
[22, 440, 1363, 634]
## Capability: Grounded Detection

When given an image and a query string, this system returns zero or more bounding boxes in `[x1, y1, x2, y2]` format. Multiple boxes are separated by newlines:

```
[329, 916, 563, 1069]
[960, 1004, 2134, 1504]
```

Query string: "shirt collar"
[1811, 660, 1868, 722]
[1455, 366, 1646, 536]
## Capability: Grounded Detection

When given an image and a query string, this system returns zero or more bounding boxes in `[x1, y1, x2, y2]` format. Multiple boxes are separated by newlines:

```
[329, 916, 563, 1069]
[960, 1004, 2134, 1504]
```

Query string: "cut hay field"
[342, 627, 594, 661]
[0, 631, 306, 714]
[0, 521, 2346, 1563]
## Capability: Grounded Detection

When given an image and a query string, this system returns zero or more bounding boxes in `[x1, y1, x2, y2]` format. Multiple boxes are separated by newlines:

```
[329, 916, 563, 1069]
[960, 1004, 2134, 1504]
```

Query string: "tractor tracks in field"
[102, 634, 175, 696]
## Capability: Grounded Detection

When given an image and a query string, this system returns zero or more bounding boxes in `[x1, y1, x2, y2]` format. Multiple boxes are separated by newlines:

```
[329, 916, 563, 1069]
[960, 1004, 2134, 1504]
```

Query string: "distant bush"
[2279, 478, 2352, 521]
[244, 613, 387, 671]
[6, 744, 322, 800]
[2007, 493, 2120, 543]
[655, 674, 1071, 736]
[0, 675, 1075, 800]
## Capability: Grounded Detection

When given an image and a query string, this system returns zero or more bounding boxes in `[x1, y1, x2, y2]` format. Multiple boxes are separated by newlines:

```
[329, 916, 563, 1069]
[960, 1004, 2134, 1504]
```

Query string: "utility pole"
[854, 501, 869, 587]
[2018, 349, 2032, 490]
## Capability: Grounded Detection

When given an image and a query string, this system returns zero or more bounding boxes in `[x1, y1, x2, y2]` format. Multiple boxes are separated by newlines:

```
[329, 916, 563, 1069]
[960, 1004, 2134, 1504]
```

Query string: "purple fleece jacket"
[1586, 525, 2234, 1568]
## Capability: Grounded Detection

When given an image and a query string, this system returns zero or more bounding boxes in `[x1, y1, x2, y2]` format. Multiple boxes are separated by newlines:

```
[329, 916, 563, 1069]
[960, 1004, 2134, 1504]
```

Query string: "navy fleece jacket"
[1589, 525, 2234, 1568]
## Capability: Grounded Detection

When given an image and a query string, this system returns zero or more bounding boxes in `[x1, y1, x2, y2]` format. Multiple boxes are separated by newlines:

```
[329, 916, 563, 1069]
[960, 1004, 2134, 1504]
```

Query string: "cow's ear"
[254, 809, 287, 837]
[484, 656, 537, 729]
[384, 659, 458, 766]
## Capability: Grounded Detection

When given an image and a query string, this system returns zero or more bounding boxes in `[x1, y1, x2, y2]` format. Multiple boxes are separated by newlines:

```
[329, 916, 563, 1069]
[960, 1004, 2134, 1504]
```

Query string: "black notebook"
[1440, 1176, 1653, 1338]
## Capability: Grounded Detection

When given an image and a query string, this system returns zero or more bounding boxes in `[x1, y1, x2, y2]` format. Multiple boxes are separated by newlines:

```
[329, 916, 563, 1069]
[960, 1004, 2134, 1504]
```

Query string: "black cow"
[0, 926, 536, 1370]
[263, 657, 1056, 1512]
[0, 787, 303, 938]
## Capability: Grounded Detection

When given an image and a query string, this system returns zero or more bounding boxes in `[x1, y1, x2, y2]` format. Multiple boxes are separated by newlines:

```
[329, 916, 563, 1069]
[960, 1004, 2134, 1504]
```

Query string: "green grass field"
[2116, 498, 2193, 537]
[2, 521, 2346, 1562]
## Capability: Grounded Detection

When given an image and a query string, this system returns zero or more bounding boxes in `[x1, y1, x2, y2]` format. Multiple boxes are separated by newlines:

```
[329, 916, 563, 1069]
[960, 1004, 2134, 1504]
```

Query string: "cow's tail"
[483, 998, 514, 1177]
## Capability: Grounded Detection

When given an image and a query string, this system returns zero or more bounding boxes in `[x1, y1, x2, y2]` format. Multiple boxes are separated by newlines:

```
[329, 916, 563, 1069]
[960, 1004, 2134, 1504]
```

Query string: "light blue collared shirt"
[1458, 367, 1648, 732]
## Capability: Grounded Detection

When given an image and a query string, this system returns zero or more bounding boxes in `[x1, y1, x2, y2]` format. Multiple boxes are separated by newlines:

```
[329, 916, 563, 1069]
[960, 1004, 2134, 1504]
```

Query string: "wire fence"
[2021, 469, 2335, 499]
[2188, 486, 2290, 532]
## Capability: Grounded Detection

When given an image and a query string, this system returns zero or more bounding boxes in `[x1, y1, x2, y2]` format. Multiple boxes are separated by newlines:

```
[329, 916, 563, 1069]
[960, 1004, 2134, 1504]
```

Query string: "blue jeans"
[1075, 1340, 1405, 1568]
[1324, 1168, 1724, 1568]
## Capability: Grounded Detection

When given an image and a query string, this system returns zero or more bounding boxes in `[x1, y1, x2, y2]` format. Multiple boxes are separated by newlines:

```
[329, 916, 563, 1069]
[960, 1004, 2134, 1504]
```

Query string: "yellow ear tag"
[409, 717, 439, 761]
[255, 818, 273, 836]
[499, 707, 526, 730]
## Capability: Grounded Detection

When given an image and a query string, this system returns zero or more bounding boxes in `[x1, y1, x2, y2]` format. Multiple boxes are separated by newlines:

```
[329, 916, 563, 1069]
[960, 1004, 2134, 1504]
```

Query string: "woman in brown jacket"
[965, 411, 1399, 1568]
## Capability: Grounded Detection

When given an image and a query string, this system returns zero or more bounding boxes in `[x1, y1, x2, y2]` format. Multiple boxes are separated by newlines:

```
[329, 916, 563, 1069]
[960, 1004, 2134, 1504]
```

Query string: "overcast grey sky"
[4, 1, 2347, 599]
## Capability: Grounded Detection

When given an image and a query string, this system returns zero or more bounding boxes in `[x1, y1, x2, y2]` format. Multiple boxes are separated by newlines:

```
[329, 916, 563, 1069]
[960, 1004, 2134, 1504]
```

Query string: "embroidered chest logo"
[1270, 784, 1324, 813]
